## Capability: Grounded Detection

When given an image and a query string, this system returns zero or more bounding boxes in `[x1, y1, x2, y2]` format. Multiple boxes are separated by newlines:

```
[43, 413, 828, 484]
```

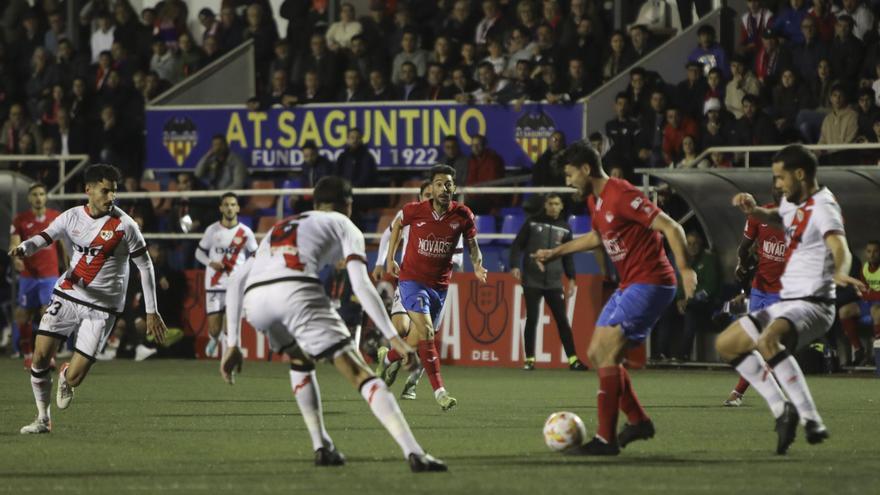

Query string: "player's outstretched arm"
[650, 212, 697, 299]
[735, 236, 756, 284]
[385, 217, 404, 278]
[131, 249, 167, 344]
[373, 225, 393, 281]
[826, 233, 868, 295]
[467, 237, 487, 283]
[732, 193, 781, 225]
[532, 231, 602, 270]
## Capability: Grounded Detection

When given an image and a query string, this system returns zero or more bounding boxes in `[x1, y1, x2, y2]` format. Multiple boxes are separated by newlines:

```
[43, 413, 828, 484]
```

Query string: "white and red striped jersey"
[197, 221, 258, 291]
[245, 210, 367, 289]
[778, 187, 844, 301]
[40, 205, 147, 313]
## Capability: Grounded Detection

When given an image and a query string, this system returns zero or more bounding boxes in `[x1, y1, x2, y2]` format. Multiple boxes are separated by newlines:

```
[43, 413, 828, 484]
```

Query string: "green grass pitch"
[1, 359, 878, 494]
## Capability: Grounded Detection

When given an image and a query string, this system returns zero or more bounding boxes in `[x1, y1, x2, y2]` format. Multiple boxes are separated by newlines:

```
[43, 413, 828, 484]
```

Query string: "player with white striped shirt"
[716, 145, 867, 455]
[9, 164, 167, 434]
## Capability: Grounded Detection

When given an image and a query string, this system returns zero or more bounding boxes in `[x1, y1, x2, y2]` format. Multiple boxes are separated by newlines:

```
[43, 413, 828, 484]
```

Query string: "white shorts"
[242, 279, 351, 359]
[391, 287, 406, 316]
[37, 294, 117, 361]
[741, 299, 835, 349]
[206, 291, 226, 315]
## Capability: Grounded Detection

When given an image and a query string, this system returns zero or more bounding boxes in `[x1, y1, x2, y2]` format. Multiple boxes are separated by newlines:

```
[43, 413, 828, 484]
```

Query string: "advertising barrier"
[148, 102, 585, 170]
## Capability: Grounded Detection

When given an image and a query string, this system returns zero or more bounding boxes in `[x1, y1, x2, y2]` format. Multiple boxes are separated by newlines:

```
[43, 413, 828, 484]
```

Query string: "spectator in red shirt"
[662, 106, 698, 165]
[465, 134, 505, 212]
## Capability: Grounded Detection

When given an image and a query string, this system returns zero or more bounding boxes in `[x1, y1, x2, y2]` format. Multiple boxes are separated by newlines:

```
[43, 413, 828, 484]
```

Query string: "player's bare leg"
[55, 348, 96, 411]
[284, 346, 342, 466]
[14, 306, 37, 366]
[333, 346, 447, 471]
[716, 319, 799, 454]
[205, 313, 224, 357]
[407, 311, 454, 411]
[376, 313, 409, 386]
[21, 334, 62, 434]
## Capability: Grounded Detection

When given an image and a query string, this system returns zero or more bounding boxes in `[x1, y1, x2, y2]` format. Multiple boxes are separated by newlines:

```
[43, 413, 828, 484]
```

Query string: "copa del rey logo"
[418, 233, 453, 258]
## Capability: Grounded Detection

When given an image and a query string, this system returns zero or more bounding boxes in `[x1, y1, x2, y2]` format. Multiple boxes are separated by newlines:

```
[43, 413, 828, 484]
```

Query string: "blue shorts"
[596, 284, 677, 344]
[17, 277, 56, 309]
[398, 280, 447, 327]
[750, 288, 780, 311]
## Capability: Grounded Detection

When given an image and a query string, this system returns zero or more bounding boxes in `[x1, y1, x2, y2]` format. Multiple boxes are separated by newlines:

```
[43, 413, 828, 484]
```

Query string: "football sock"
[840, 316, 862, 350]
[289, 369, 333, 451]
[406, 367, 424, 385]
[734, 376, 750, 395]
[386, 348, 402, 364]
[596, 366, 622, 443]
[618, 366, 649, 424]
[568, 355, 579, 365]
[732, 351, 786, 418]
[30, 366, 52, 421]
[418, 340, 444, 391]
[19, 321, 32, 355]
[768, 351, 822, 423]
[359, 377, 424, 458]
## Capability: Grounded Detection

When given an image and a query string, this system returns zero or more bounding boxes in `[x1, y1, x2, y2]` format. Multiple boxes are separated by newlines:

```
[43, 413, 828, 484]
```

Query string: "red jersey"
[743, 206, 786, 293]
[588, 178, 676, 289]
[399, 200, 476, 289]
[11, 209, 61, 278]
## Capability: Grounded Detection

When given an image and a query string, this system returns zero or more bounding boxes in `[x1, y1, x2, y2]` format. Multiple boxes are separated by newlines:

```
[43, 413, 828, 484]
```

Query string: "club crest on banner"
[515, 112, 557, 164]
[162, 117, 198, 166]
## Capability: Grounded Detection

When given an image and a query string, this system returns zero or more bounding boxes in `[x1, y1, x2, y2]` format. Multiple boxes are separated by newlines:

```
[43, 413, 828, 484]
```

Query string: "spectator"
[496, 59, 539, 104]
[423, 64, 455, 101]
[177, 33, 204, 77]
[279, 0, 311, 56]
[704, 67, 725, 102]
[773, 0, 810, 45]
[470, 61, 508, 104]
[387, 5, 417, 60]
[475, 0, 508, 49]
[69, 77, 94, 124]
[167, 172, 213, 237]
[602, 30, 635, 82]
[443, 0, 478, 46]
[626, 67, 653, 119]
[264, 69, 295, 107]
[451, 65, 477, 100]
[202, 36, 222, 66]
[675, 230, 720, 361]
[216, 7, 244, 53]
[700, 97, 734, 151]
[459, 41, 479, 77]
[110, 41, 138, 85]
[25, 47, 56, 121]
[9, 9, 41, 79]
[569, 17, 604, 78]
[629, 24, 655, 60]
[531, 130, 566, 186]
[855, 88, 880, 142]
[565, 58, 594, 101]
[150, 39, 182, 85]
[837, 0, 874, 41]
[755, 28, 791, 88]
[535, 60, 566, 103]
[688, 25, 730, 79]
[53, 39, 89, 90]
[360, 4, 394, 57]
[482, 38, 507, 76]
[326, 2, 362, 51]
[808, 0, 836, 42]
[338, 68, 368, 102]
[725, 56, 760, 120]
[638, 88, 668, 167]
[335, 127, 376, 188]
[119, 175, 157, 231]
[292, 34, 341, 92]
[605, 92, 640, 169]
[771, 68, 811, 139]
[739, 0, 773, 57]
[391, 29, 428, 85]
[154, 0, 188, 48]
[43, 11, 66, 56]
[396, 61, 426, 101]
[504, 27, 535, 78]
[559, 0, 603, 50]
[429, 35, 458, 76]
[533, 24, 562, 73]
[91, 105, 139, 176]
[830, 15, 864, 95]
[676, 61, 709, 120]
[347, 35, 384, 82]
[368, 69, 397, 101]
[269, 39, 293, 79]
[662, 106, 698, 165]
[817, 85, 858, 146]
[90, 11, 115, 64]
[301, 140, 334, 187]
[516, 0, 540, 36]
[194, 134, 247, 191]
[796, 58, 836, 142]
[0, 103, 42, 153]
[734, 94, 778, 147]
[243, 3, 278, 83]
[197, 8, 220, 45]
[114, 2, 152, 64]
[466, 134, 504, 212]
[46, 107, 87, 156]
[94, 50, 113, 92]
[792, 15, 831, 83]
[675, 135, 703, 169]
[440, 135, 469, 182]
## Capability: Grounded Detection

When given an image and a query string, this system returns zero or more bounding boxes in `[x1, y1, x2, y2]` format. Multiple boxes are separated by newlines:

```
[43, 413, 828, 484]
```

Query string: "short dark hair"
[220, 192, 238, 202]
[565, 143, 603, 177]
[302, 140, 318, 151]
[867, 239, 880, 247]
[697, 25, 715, 37]
[741, 94, 759, 106]
[544, 192, 563, 202]
[313, 176, 352, 206]
[772, 144, 818, 181]
[443, 135, 458, 143]
[28, 182, 47, 193]
[84, 163, 121, 184]
[212, 134, 226, 142]
[428, 164, 456, 182]
[629, 66, 646, 78]
[419, 180, 432, 195]
[615, 91, 630, 102]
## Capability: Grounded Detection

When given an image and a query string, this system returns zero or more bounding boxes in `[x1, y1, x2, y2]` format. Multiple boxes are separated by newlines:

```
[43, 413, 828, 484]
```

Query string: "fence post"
[59, 158, 65, 194]
[745, 151, 750, 169]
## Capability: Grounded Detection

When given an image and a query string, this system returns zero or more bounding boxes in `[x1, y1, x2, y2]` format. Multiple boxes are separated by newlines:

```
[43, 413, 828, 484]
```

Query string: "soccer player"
[715, 144, 866, 455]
[861, 240, 880, 355]
[195, 192, 257, 357]
[9, 183, 65, 366]
[220, 176, 446, 472]
[372, 180, 463, 400]
[533, 144, 696, 455]
[382, 164, 487, 411]
[9, 164, 167, 434]
[724, 183, 786, 407]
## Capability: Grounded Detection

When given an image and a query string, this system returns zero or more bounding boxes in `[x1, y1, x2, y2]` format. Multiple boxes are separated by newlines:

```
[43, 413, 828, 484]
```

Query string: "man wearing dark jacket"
[509, 194, 586, 371]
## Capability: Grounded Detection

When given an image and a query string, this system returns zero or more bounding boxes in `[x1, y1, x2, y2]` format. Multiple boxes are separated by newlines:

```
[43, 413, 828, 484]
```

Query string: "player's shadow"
[449, 454, 797, 466]
[147, 411, 343, 418]
[0, 470, 153, 478]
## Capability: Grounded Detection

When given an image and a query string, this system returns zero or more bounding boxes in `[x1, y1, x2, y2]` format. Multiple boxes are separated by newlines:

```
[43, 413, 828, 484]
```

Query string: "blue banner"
[146, 102, 584, 171]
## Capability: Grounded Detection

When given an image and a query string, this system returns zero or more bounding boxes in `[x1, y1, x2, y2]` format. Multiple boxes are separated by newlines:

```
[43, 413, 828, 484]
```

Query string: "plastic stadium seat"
[256, 216, 278, 233]
[244, 180, 277, 215]
[474, 215, 497, 244]
[497, 213, 525, 245]
[568, 214, 591, 234]
[281, 178, 305, 214]
[499, 207, 525, 217]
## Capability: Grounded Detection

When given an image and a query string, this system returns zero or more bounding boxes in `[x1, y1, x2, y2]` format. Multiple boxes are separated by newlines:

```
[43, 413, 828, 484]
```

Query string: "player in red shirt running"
[534, 144, 696, 455]
[8, 183, 65, 364]
[724, 185, 786, 407]
[384, 164, 488, 411]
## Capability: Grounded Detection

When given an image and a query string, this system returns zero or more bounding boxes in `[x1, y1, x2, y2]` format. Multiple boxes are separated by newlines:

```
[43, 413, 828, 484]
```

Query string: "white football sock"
[289, 370, 333, 451]
[360, 377, 424, 458]
[771, 354, 822, 424]
[30, 367, 52, 421]
[735, 352, 786, 418]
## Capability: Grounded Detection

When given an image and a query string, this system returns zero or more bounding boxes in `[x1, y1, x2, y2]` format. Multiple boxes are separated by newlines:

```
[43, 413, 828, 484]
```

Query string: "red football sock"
[596, 366, 621, 443]
[734, 376, 750, 395]
[386, 348, 402, 363]
[618, 366, 649, 425]
[841, 316, 863, 350]
[418, 340, 444, 391]
[18, 321, 33, 355]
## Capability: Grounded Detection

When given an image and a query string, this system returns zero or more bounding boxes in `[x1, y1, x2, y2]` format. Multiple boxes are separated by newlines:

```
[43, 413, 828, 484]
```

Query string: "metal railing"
[1, 154, 90, 219]
[680, 142, 880, 169]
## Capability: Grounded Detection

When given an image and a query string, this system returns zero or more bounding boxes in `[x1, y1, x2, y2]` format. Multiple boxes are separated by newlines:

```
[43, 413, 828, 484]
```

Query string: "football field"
[1, 359, 878, 494]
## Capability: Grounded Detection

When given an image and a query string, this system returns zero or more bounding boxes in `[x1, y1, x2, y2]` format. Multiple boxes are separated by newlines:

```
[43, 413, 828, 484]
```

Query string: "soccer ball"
[543, 411, 587, 451]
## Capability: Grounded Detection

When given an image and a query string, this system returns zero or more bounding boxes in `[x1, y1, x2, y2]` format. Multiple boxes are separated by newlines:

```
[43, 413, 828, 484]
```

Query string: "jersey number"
[270, 219, 305, 270]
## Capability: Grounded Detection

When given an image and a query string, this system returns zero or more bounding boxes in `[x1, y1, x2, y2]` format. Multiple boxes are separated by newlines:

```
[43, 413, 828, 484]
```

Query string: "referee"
[509, 194, 587, 371]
